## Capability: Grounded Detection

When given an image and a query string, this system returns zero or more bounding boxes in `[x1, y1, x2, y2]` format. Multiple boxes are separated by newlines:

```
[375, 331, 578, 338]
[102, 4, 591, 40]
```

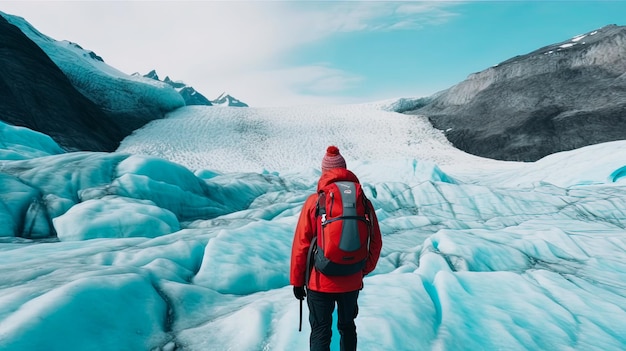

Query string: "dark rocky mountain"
[212, 92, 249, 107]
[141, 70, 214, 106]
[180, 86, 213, 106]
[0, 12, 185, 152]
[406, 24, 626, 162]
[141, 70, 249, 107]
[0, 15, 123, 152]
[1, 9, 249, 152]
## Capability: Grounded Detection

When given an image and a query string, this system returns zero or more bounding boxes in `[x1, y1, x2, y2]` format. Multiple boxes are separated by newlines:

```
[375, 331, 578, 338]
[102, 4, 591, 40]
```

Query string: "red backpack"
[307, 181, 372, 277]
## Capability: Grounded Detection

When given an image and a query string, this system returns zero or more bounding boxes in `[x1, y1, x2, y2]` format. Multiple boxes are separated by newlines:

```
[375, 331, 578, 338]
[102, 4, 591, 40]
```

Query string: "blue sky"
[2, 1, 626, 107]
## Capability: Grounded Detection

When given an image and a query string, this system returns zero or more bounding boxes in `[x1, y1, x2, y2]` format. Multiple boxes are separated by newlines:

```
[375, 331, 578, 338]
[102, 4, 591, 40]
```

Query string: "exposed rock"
[0, 15, 122, 152]
[1, 12, 186, 152]
[141, 71, 213, 106]
[180, 86, 213, 106]
[212, 92, 249, 107]
[406, 24, 626, 161]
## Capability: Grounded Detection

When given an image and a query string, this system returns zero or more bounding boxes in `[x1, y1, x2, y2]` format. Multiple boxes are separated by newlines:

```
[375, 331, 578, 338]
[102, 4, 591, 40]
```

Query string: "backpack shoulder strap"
[361, 189, 372, 225]
[305, 236, 317, 288]
[315, 191, 326, 216]
[307, 189, 328, 285]
[361, 191, 373, 252]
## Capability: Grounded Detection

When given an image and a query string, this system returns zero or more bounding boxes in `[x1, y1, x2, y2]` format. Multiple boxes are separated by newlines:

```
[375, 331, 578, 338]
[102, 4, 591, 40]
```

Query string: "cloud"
[2, 1, 461, 106]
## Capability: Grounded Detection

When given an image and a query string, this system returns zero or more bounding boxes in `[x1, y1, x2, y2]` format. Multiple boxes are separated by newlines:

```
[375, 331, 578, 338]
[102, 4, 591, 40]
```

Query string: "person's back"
[290, 145, 383, 351]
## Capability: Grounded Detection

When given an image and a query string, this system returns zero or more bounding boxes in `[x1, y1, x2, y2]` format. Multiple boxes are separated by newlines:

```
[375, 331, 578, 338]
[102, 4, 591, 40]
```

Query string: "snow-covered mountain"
[0, 14, 123, 152]
[1, 10, 626, 351]
[141, 70, 213, 106]
[1, 12, 185, 124]
[0, 12, 185, 151]
[211, 92, 249, 107]
[0, 12, 247, 153]
[141, 70, 250, 107]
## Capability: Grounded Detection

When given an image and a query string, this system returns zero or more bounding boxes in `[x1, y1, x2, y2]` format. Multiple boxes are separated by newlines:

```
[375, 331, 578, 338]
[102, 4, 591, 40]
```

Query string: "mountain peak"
[212, 92, 249, 107]
[140, 72, 249, 107]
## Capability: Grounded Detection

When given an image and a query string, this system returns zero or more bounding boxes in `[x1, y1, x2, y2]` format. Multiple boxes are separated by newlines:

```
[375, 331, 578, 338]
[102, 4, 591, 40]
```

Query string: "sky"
[2, 84, 626, 350]
[3, 1, 626, 107]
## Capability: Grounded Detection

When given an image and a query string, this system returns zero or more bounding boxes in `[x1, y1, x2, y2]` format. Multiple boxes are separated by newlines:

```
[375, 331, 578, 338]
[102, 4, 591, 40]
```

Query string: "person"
[290, 145, 383, 351]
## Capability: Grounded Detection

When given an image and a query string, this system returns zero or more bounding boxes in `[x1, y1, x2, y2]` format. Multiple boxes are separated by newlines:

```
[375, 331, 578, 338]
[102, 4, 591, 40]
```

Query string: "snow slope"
[1, 12, 184, 115]
[117, 104, 509, 176]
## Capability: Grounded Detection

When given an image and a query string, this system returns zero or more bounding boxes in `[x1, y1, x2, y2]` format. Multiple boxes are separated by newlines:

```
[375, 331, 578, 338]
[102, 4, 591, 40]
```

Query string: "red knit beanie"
[321, 145, 346, 171]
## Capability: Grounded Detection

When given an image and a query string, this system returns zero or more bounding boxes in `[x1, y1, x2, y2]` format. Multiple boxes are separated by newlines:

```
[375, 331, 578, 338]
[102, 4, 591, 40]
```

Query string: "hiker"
[290, 145, 383, 351]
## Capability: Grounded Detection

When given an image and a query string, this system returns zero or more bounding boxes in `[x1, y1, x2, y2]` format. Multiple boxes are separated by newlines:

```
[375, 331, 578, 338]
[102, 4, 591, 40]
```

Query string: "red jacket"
[290, 168, 383, 293]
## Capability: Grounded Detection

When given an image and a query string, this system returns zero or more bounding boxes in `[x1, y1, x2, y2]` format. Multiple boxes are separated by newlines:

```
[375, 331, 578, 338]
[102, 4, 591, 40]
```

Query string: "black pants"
[307, 289, 359, 351]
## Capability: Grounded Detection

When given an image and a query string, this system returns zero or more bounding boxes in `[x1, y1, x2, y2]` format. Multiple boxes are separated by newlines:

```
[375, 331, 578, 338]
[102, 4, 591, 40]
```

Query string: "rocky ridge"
[406, 24, 626, 161]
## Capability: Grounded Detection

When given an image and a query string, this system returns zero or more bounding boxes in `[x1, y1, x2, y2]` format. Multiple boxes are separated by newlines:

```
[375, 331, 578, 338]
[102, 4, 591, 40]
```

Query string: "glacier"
[1, 100, 626, 350]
